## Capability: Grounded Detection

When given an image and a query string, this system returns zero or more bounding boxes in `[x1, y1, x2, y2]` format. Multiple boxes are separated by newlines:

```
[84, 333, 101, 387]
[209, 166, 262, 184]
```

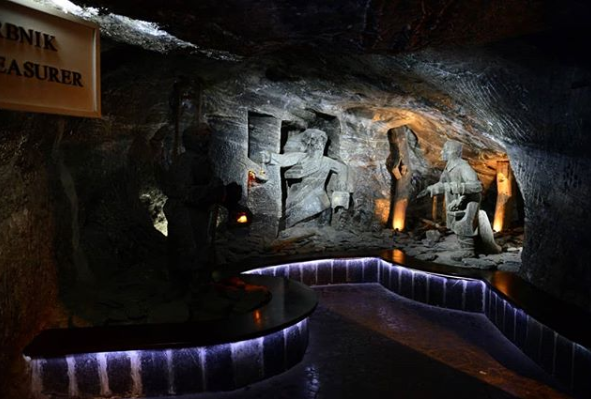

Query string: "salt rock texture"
[43, 40, 591, 315]
[77, 0, 545, 56]
[2, 1, 591, 396]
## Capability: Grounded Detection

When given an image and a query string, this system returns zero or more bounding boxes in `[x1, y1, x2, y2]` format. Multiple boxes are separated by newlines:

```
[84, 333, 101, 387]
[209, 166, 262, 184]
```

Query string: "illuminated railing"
[246, 257, 591, 397]
[24, 276, 315, 397]
[28, 320, 308, 397]
[25, 257, 591, 398]
[246, 257, 485, 312]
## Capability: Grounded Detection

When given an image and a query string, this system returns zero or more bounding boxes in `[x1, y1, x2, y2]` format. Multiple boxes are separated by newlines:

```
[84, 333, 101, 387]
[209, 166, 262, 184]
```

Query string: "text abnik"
[0, 21, 84, 87]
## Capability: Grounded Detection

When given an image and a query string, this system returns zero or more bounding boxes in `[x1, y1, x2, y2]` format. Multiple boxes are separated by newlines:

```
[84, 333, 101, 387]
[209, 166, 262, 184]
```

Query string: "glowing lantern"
[228, 207, 252, 228]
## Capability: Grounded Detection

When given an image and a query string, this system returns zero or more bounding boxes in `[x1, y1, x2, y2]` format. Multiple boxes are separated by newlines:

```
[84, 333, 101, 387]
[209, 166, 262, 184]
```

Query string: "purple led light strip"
[27, 319, 309, 397]
[246, 257, 591, 396]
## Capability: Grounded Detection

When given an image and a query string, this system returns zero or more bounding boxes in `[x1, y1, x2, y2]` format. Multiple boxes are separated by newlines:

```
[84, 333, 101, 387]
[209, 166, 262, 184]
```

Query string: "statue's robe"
[269, 152, 349, 227]
[440, 158, 483, 237]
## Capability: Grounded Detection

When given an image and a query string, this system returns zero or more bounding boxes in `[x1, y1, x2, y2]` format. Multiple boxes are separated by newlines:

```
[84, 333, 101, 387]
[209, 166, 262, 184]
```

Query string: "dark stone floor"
[157, 284, 570, 399]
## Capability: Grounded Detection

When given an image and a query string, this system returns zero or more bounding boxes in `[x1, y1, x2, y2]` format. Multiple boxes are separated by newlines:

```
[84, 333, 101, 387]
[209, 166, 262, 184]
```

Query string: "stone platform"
[23, 275, 317, 397]
[23, 251, 591, 398]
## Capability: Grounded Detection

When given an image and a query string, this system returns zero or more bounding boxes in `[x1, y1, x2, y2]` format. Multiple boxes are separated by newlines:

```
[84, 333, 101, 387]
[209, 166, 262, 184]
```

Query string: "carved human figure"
[164, 123, 241, 287]
[420, 140, 483, 260]
[260, 129, 352, 228]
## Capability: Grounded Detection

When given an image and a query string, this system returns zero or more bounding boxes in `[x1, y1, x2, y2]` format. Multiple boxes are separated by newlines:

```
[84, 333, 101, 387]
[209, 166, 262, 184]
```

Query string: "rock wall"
[0, 112, 59, 397]
[399, 39, 591, 311]
[74, 41, 591, 313]
[510, 147, 591, 307]
[0, 46, 174, 396]
[2, 32, 590, 395]
[78, 0, 545, 56]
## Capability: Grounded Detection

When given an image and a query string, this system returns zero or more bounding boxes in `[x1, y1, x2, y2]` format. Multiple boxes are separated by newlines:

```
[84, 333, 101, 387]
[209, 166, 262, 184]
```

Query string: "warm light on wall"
[253, 309, 262, 325]
[492, 174, 506, 232]
[393, 198, 408, 231]
[371, 109, 416, 127]
[374, 199, 390, 224]
[492, 219, 503, 233]
[431, 196, 439, 222]
[493, 161, 513, 232]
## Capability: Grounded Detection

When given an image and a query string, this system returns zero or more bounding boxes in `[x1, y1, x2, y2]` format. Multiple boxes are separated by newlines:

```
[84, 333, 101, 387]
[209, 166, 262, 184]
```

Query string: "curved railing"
[23, 250, 591, 398]
[24, 275, 317, 397]
[245, 252, 591, 398]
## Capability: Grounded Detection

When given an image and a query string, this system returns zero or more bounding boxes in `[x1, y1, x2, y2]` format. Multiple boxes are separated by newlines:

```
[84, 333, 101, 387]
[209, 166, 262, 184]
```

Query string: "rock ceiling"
[76, 0, 548, 56]
[31, 0, 591, 173]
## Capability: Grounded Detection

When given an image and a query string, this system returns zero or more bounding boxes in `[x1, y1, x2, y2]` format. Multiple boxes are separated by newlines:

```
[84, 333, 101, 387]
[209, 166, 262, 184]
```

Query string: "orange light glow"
[493, 209, 504, 232]
[431, 196, 438, 222]
[493, 161, 513, 232]
[237, 213, 249, 224]
[254, 309, 262, 325]
[248, 170, 256, 182]
[371, 109, 416, 127]
[374, 199, 390, 224]
[393, 199, 408, 231]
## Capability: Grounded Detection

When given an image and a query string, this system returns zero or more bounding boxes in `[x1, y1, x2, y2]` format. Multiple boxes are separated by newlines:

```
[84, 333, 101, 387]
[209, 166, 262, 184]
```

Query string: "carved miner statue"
[260, 129, 352, 229]
[418, 140, 484, 260]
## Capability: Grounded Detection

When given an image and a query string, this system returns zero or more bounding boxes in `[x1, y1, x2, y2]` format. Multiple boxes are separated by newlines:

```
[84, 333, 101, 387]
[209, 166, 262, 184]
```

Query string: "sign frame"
[0, 0, 101, 118]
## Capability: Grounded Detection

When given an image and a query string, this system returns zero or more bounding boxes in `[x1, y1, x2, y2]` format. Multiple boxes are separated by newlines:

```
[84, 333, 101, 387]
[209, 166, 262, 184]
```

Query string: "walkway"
[159, 284, 569, 399]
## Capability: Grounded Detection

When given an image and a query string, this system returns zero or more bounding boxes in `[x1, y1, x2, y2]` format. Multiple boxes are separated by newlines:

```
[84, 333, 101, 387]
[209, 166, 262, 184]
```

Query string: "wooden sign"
[0, 0, 101, 118]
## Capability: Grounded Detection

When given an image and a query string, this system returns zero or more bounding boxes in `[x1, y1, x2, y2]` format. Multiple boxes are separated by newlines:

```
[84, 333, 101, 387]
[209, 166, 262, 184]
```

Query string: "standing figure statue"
[164, 123, 241, 288]
[260, 129, 352, 229]
[419, 140, 483, 260]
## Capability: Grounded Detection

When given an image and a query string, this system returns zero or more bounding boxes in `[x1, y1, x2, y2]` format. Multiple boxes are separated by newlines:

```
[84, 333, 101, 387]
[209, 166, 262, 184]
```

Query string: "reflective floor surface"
[157, 284, 570, 399]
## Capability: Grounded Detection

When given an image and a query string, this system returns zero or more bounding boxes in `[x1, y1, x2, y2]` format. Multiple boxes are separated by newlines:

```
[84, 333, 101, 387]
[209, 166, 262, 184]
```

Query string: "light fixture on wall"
[392, 198, 408, 231]
[493, 160, 513, 233]
[228, 207, 253, 228]
[236, 212, 249, 224]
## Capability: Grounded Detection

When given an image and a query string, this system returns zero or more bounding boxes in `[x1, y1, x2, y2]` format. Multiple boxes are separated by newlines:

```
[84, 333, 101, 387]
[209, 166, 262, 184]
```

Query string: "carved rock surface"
[2, 4, 591, 394]
[74, 0, 546, 56]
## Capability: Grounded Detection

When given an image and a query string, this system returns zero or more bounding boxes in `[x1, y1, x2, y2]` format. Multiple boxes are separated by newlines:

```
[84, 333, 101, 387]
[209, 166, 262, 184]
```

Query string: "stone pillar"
[393, 198, 408, 231]
[390, 127, 412, 231]
[246, 112, 282, 235]
[431, 196, 438, 222]
[493, 160, 514, 232]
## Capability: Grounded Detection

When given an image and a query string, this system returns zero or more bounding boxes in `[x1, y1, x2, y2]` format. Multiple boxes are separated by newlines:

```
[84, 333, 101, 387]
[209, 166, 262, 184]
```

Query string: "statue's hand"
[448, 195, 468, 211]
[416, 188, 430, 199]
[259, 151, 271, 164]
[331, 191, 350, 210]
[429, 182, 446, 195]
[417, 182, 443, 198]
[254, 168, 269, 183]
[448, 198, 462, 211]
